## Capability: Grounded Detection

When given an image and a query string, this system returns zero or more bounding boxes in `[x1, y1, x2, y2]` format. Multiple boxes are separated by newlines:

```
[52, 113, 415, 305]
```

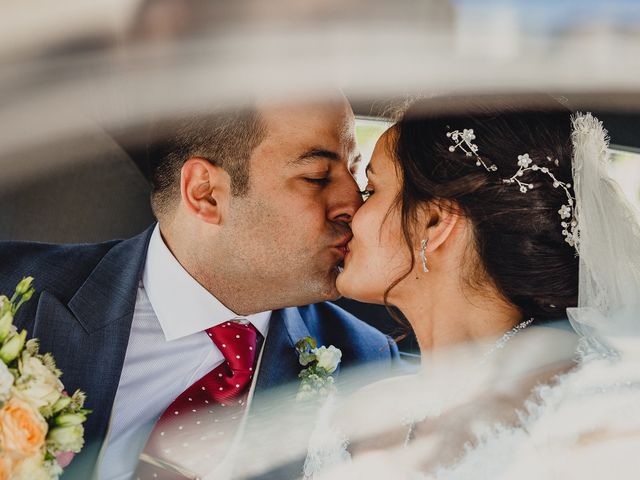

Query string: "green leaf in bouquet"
[52, 394, 72, 414]
[14, 276, 34, 297]
[54, 412, 88, 427]
[0, 329, 27, 363]
[0, 295, 9, 313]
[9, 276, 36, 314]
[0, 310, 13, 343]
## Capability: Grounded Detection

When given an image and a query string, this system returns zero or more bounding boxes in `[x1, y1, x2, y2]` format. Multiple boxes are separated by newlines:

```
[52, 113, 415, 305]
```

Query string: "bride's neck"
[394, 274, 521, 353]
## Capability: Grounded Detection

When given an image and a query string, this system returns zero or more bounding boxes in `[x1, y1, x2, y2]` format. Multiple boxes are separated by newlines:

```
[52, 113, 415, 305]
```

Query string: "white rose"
[314, 346, 342, 374]
[11, 454, 51, 480]
[44, 458, 64, 478]
[0, 360, 14, 401]
[16, 355, 63, 410]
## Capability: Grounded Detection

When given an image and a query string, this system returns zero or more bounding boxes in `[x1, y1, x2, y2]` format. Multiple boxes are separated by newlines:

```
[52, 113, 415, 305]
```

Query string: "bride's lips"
[339, 240, 352, 265]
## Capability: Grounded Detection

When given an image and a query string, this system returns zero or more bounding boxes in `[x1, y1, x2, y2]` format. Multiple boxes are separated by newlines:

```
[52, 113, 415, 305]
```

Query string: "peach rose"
[0, 454, 14, 480]
[0, 397, 47, 458]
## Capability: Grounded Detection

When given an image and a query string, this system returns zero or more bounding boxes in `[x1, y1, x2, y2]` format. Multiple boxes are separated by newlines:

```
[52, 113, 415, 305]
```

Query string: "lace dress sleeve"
[303, 395, 351, 479]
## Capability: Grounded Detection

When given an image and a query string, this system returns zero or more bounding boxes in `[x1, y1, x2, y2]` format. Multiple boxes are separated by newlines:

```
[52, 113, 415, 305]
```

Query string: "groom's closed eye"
[304, 176, 331, 187]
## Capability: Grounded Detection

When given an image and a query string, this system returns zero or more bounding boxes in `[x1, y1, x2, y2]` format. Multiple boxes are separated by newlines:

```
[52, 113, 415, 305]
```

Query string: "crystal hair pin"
[446, 128, 578, 248]
[446, 128, 498, 172]
[502, 153, 577, 247]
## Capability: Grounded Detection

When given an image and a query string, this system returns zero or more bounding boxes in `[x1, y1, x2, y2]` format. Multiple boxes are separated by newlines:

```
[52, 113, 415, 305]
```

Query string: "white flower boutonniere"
[295, 336, 342, 401]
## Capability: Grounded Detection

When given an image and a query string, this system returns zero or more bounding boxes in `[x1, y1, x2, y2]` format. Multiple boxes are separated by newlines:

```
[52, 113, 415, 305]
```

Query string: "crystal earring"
[420, 239, 429, 273]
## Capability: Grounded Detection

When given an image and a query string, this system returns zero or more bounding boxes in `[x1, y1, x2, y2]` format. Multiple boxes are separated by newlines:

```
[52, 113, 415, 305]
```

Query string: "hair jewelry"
[446, 127, 578, 247]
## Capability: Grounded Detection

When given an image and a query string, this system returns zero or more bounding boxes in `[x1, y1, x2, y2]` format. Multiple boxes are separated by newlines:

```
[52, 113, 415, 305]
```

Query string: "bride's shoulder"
[342, 373, 420, 408]
[354, 373, 420, 395]
[329, 373, 421, 437]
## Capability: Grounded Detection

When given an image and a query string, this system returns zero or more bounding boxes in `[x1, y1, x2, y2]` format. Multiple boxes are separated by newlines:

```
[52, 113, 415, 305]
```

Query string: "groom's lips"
[331, 235, 352, 258]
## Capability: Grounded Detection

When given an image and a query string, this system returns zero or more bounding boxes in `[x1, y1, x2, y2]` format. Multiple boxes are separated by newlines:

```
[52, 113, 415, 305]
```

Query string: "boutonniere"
[295, 336, 342, 401]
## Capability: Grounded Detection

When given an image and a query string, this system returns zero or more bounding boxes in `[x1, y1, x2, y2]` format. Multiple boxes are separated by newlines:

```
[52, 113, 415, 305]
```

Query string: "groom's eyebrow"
[292, 148, 341, 165]
[348, 153, 363, 172]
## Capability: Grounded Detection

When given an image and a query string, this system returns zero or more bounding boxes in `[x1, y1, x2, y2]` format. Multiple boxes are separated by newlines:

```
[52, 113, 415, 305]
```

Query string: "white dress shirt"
[97, 225, 271, 480]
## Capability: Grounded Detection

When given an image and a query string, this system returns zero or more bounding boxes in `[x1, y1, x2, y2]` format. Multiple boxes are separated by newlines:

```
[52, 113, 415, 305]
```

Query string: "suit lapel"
[33, 225, 154, 478]
[254, 307, 311, 395]
[244, 307, 331, 480]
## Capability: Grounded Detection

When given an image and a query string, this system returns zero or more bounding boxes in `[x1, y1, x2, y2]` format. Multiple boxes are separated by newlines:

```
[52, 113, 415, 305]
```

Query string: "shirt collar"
[143, 224, 271, 342]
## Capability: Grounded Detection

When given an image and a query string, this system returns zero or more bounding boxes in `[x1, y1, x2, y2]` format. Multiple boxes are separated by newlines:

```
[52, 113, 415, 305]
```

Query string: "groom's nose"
[328, 174, 363, 224]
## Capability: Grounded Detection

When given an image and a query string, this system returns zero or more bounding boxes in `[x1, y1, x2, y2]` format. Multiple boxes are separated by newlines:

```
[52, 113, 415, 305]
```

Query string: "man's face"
[218, 100, 362, 309]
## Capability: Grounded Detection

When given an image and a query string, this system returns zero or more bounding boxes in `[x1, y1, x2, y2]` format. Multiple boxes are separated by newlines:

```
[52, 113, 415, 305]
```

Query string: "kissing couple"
[2, 93, 637, 479]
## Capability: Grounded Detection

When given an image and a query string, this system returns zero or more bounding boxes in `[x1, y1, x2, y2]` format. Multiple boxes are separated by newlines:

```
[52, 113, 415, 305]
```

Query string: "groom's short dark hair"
[149, 108, 266, 219]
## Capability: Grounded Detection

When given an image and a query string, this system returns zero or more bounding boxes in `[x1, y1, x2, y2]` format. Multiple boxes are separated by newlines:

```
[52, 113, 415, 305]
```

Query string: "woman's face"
[336, 129, 414, 304]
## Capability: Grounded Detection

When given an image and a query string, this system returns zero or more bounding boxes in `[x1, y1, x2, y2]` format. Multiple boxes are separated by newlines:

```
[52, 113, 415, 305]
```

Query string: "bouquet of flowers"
[0, 277, 89, 480]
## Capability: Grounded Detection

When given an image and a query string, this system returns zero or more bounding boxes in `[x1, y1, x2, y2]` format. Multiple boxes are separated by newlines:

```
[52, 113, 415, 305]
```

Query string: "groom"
[0, 98, 399, 479]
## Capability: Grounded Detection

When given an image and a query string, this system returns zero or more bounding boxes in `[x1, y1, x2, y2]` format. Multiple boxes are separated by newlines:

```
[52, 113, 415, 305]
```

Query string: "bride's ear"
[422, 201, 462, 252]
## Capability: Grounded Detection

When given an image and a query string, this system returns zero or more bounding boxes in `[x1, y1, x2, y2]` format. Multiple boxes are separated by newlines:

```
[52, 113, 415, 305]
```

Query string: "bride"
[303, 96, 640, 479]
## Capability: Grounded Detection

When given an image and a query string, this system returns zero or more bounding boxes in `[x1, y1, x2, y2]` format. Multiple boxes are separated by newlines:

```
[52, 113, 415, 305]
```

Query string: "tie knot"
[206, 320, 259, 372]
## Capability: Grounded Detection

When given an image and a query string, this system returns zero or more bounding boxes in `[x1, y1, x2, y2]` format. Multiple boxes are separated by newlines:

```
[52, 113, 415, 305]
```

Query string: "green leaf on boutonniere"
[295, 336, 317, 351]
[295, 336, 317, 366]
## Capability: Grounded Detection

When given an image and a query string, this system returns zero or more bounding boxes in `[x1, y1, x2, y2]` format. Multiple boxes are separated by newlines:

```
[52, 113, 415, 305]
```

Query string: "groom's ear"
[180, 157, 231, 225]
[422, 200, 462, 252]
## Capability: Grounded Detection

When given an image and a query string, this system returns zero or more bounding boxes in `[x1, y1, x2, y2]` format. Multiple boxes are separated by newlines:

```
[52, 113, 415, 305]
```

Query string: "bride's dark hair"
[387, 96, 579, 322]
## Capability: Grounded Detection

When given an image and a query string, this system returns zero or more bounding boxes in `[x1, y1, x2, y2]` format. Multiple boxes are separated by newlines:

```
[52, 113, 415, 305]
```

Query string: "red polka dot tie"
[136, 320, 262, 479]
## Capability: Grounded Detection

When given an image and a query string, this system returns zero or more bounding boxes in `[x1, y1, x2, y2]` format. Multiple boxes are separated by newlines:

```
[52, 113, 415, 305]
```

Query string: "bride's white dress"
[433, 339, 640, 480]
[304, 331, 640, 479]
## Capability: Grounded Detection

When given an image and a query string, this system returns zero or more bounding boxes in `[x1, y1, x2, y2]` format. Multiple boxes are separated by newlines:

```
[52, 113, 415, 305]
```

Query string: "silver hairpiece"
[446, 128, 498, 172]
[502, 153, 577, 247]
[446, 128, 578, 248]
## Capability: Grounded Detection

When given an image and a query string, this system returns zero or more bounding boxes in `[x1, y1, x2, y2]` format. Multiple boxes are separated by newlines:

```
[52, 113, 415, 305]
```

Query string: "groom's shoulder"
[295, 301, 399, 362]
[0, 238, 120, 299]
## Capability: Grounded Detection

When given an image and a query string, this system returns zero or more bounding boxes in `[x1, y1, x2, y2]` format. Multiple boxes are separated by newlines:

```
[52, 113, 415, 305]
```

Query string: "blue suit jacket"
[0, 226, 399, 478]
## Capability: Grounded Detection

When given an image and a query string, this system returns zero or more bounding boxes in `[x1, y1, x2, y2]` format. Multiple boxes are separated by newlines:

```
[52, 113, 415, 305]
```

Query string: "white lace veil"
[566, 113, 640, 353]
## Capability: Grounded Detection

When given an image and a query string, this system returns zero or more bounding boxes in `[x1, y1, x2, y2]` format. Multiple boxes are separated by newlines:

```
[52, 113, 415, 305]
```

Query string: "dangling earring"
[420, 239, 429, 273]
